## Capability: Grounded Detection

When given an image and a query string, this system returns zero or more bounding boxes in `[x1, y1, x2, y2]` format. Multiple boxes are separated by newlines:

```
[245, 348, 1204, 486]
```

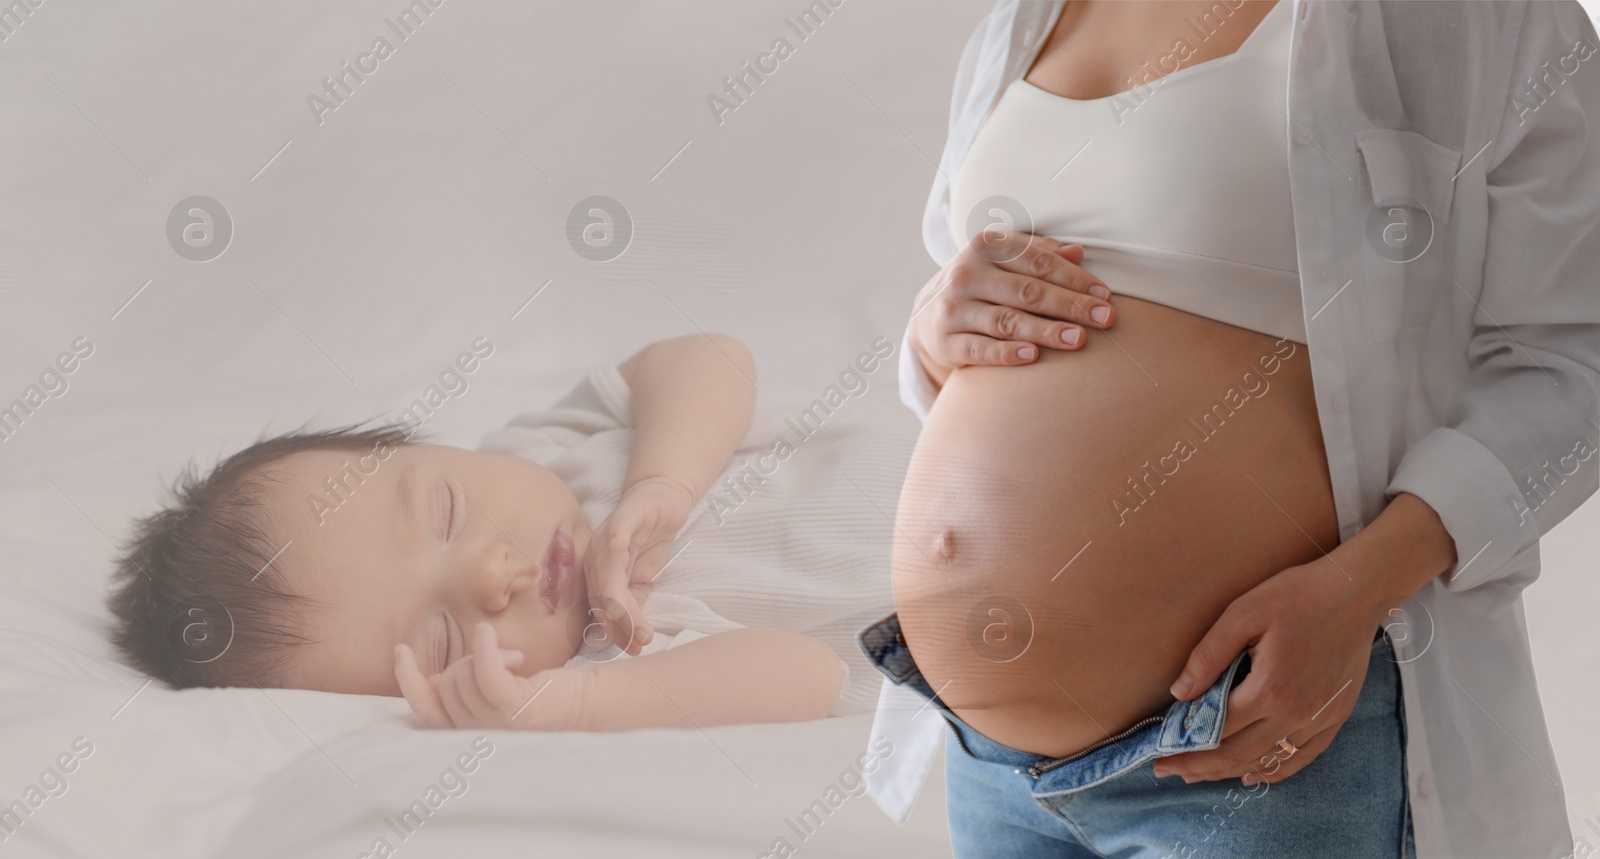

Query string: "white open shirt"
[867, 2, 1600, 857]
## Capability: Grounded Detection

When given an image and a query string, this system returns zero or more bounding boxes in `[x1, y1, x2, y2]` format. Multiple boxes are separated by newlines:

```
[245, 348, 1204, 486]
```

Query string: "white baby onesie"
[477, 364, 912, 716]
[562, 590, 745, 669]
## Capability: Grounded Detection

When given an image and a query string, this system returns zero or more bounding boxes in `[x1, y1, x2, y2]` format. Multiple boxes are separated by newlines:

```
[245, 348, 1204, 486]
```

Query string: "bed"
[2, 1, 1596, 856]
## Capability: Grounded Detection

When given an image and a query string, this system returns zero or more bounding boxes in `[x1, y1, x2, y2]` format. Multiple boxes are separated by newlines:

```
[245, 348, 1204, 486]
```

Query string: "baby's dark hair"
[107, 424, 416, 689]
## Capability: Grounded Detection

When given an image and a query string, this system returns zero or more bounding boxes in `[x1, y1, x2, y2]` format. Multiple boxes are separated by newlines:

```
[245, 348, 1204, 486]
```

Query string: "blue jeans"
[859, 615, 1415, 858]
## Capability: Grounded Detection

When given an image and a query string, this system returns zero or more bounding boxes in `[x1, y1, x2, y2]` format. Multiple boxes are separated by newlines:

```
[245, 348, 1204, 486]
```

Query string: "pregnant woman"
[859, 1, 1600, 858]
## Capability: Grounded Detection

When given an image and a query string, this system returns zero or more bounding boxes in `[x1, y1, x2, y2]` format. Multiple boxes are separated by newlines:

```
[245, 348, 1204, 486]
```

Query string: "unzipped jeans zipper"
[946, 719, 982, 761]
[944, 710, 1167, 778]
[1019, 713, 1166, 780]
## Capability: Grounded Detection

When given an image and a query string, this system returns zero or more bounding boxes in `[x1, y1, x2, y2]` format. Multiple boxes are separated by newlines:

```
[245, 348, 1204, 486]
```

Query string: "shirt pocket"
[1354, 129, 1462, 342]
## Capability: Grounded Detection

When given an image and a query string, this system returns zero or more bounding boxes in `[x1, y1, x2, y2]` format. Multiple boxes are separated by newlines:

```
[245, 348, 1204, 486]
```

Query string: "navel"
[932, 528, 958, 564]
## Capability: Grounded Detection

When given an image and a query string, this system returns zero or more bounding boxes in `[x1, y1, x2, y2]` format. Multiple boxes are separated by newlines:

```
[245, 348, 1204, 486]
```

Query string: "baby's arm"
[617, 334, 757, 505]
[396, 623, 843, 731]
[581, 335, 758, 653]
[575, 627, 843, 730]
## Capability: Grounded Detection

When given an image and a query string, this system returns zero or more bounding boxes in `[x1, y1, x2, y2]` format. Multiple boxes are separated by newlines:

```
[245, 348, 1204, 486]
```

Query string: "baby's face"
[262, 443, 592, 697]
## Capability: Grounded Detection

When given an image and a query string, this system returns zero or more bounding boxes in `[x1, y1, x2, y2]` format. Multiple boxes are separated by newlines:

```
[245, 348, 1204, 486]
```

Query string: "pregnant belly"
[892, 295, 1339, 758]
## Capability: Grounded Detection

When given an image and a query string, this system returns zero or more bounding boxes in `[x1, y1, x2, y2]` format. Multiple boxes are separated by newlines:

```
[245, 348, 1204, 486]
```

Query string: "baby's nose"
[479, 542, 539, 605]
[505, 569, 538, 596]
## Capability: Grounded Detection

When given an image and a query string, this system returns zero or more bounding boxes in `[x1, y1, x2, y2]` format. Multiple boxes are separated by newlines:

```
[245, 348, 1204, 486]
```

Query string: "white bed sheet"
[2, 0, 1596, 855]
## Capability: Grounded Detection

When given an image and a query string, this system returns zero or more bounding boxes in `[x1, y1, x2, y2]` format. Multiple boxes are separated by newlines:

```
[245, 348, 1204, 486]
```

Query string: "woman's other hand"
[1153, 492, 1453, 786]
[908, 230, 1115, 388]
[1151, 558, 1384, 786]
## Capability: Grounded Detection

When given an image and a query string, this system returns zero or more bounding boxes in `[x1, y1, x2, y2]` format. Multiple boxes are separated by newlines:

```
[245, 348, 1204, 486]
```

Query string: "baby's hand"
[394, 622, 586, 731]
[583, 476, 695, 655]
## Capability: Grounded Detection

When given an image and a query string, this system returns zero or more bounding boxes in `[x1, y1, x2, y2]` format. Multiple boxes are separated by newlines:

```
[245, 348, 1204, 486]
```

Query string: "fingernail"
[1018, 345, 1036, 360]
[1242, 774, 1260, 786]
[1062, 328, 1081, 346]
[1152, 766, 1168, 777]
[1091, 306, 1110, 325]
[1090, 284, 1110, 300]
[1171, 674, 1193, 697]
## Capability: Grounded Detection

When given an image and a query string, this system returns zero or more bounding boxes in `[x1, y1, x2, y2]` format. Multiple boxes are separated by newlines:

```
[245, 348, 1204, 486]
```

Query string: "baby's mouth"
[539, 527, 575, 613]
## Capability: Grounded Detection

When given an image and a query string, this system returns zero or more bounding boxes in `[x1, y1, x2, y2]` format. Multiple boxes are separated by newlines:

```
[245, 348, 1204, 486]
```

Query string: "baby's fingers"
[470, 623, 530, 719]
[585, 525, 633, 595]
[618, 588, 653, 649]
[450, 661, 516, 730]
[395, 644, 452, 729]
[586, 553, 647, 655]
[592, 585, 649, 655]
[436, 660, 478, 728]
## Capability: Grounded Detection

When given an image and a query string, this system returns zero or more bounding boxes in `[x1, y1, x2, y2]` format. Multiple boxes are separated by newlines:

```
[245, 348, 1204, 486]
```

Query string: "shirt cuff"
[1383, 426, 1537, 594]
[897, 325, 937, 424]
[587, 364, 635, 427]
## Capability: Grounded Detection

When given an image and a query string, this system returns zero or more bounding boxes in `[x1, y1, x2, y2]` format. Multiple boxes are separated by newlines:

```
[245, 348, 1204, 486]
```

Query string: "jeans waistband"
[859, 613, 1382, 798]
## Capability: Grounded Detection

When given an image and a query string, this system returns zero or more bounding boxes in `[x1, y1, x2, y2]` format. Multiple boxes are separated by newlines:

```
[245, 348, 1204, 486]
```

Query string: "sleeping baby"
[106, 334, 908, 730]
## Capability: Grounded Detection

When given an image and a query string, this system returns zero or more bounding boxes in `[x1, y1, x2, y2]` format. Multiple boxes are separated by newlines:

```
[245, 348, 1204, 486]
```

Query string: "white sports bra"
[949, 0, 1306, 344]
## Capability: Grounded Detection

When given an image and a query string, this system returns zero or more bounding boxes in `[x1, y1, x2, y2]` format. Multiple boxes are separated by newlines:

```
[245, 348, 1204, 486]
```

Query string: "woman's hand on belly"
[909, 230, 1116, 390]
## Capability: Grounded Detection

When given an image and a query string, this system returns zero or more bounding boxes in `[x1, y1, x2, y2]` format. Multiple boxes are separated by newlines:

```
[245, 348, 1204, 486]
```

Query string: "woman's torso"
[893, 0, 1343, 758]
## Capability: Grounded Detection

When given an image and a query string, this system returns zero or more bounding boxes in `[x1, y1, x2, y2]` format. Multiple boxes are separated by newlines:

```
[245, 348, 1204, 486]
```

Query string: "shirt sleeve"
[476, 365, 635, 465]
[1383, 1, 1600, 598]
[902, 8, 1000, 426]
[897, 325, 940, 424]
[920, 7, 994, 270]
[569, 364, 635, 427]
